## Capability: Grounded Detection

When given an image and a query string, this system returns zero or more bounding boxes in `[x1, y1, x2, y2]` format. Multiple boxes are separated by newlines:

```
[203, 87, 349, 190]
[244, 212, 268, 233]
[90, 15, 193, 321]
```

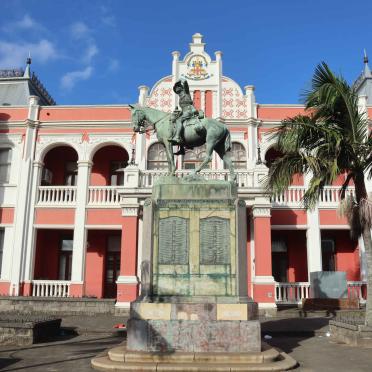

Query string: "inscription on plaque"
[158, 217, 189, 264]
[200, 217, 230, 265]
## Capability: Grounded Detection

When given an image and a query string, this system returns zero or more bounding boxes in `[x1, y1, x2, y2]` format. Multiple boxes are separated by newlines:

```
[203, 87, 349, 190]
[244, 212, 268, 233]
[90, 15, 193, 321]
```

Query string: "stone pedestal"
[127, 176, 260, 353]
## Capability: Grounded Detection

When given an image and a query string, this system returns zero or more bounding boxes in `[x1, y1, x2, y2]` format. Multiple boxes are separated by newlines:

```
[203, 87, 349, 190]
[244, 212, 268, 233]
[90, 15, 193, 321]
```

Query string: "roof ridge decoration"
[181, 33, 214, 81]
[31, 72, 56, 105]
[0, 69, 24, 78]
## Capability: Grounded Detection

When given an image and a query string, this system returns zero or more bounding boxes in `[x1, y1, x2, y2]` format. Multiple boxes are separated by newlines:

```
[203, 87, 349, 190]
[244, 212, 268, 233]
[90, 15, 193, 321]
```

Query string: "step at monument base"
[91, 343, 297, 371]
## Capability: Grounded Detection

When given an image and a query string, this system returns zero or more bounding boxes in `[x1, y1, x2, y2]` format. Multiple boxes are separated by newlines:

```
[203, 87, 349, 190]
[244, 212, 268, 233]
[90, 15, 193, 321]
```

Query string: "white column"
[138, 85, 149, 106]
[247, 119, 258, 168]
[305, 173, 322, 278]
[200, 90, 206, 113]
[23, 161, 43, 283]
[358, 236, 368, 282]
[172, 51, 180, 108]
[135, 133, 146, 169]
[0, 227, 14, 281]
[215, 51, 223, 119]
[71, 161, 91, 285]
[244, 85, 256, 118]
[9, 96, 39, 295]
[306, 209, 322, 277]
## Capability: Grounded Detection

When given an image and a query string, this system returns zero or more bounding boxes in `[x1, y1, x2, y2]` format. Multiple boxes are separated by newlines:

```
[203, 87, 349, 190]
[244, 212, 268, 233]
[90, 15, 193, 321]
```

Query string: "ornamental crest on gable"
[183, 55, 211, 80]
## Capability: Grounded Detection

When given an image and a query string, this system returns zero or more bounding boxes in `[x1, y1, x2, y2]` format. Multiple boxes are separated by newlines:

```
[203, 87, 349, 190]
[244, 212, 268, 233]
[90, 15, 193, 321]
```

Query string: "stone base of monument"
[127, 301, 259, 353]
[91, 341, 297, 371]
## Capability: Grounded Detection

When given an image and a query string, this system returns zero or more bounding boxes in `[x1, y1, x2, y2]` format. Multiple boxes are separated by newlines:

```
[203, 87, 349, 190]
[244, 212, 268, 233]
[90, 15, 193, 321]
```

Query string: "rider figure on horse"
[169, 78, 199, 149]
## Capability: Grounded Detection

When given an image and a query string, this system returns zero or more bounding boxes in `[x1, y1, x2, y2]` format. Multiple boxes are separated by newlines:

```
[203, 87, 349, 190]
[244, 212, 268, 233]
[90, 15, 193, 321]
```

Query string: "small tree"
[266, 62, 372, 325]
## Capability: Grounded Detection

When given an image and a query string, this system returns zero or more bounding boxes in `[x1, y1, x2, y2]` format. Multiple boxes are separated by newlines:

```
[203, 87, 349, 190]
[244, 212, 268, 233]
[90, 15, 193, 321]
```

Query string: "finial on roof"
[24, 52, 31, 78]
[192, 33, 203, 44]
[363, 49, 371, 77]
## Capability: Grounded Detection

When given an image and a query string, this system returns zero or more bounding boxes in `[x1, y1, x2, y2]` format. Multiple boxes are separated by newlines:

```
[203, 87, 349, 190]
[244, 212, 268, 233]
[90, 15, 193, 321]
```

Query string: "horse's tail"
[224, 129, 232, 153]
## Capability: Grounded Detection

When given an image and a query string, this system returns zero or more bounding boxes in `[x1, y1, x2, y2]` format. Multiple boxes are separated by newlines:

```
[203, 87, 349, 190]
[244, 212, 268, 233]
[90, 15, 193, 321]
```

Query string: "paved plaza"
[0, 315, 371, 371]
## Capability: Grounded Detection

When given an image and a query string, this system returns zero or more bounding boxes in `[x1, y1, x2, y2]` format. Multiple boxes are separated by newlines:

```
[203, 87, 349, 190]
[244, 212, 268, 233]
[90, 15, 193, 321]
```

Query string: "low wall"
[0, 316, 61, 346]
[0, 297, 116, 316]
[329, 320, 372, 347]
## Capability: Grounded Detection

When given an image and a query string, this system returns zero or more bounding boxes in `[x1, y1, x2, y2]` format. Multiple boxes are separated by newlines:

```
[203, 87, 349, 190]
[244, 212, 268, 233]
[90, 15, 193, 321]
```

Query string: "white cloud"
[68, 21, 99, 65]
[60, 66, 93, 90]
[82, 44, 99, 64]
[70, 21, 91, 40]
[100, 5, 117, 27]
[0, 39, 57, 68]
[108, 58, 119, 72]
[2, 14, 44, 33]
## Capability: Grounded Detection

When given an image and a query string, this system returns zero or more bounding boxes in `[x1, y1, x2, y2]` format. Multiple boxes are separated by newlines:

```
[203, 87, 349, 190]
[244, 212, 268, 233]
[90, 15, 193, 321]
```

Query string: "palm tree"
[266, 62, 372, 325]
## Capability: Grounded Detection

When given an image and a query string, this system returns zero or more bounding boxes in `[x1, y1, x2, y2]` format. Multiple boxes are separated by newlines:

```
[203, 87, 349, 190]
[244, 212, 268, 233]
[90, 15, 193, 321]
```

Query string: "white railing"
[271, 187, 306, 206]
[275, 282, 310, 303]
[31, 280, 70, 297]
[271, 186, 355, 208]
[275, 280, 367, 304]
[88, 186, 121, 206]
[37, 186, 77, 206]
[319, 186, 355, 207]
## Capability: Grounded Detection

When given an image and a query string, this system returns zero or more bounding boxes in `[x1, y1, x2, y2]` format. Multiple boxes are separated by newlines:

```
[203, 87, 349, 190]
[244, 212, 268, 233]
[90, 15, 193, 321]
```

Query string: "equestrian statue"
[130, 78, 235, 180]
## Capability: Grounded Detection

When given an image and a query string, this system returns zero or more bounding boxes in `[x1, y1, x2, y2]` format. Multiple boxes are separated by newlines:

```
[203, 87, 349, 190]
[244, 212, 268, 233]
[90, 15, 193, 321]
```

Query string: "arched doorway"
[90, 145, 129, 186]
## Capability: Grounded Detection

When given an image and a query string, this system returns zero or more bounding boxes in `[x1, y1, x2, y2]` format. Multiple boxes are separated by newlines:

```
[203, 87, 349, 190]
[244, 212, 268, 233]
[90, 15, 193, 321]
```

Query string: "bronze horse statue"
[130, 105, 235, 180]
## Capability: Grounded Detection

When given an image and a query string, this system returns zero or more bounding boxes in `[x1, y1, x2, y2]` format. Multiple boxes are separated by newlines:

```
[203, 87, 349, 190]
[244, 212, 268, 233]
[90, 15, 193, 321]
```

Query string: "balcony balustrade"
[37, 186, 77, 206]
[31, 280, 70, 297]
[35, 170, 354, 209]
[275, 281, 367, 304]
[88, 186, 121, 206]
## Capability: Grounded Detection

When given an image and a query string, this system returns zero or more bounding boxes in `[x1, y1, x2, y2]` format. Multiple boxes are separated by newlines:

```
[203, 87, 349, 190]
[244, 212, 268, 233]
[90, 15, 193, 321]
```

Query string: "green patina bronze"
[130, 95, 235, 180]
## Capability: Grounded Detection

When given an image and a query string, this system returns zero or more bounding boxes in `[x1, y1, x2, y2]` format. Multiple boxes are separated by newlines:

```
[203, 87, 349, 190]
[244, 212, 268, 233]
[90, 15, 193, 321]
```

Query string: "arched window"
[224, 142, 246, 169]
[183, 144, 210, 170]
[147, 142, 168, 170]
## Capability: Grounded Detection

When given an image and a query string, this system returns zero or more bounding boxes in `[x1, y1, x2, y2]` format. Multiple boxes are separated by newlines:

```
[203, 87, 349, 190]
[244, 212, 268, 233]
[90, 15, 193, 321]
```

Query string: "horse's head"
[129, 104, 146, 133]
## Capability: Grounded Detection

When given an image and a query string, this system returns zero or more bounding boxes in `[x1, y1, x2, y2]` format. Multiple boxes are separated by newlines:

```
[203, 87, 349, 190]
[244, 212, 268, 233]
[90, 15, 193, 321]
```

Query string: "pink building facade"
[0, 34, 368, 310]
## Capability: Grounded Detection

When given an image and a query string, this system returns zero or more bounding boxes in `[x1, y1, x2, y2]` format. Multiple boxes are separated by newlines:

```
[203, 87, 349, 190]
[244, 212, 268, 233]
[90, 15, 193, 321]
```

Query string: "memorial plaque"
[200, 217, 230, 265]
[158, 217, 189, 264]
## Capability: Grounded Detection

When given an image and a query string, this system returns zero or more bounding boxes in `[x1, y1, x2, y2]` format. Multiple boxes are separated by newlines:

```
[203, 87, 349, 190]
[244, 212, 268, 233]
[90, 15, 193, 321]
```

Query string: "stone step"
[108, 346, 279, 364]
[92, 352, 297, 371]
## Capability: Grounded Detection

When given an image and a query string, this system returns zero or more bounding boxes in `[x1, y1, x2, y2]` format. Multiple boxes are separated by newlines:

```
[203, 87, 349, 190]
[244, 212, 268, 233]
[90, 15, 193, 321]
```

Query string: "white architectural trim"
[252, 207, 271, 218]
[253, 275, 275, 284]
[85, 225, 122, 230]
[34, 224, 75, 229]
[319, 225, 351, 229]
[87, 134, 133, 161]
[115, 301, 130, 309]
[35, 133, 83, 162]
[122, 206, 140, 217]
[271, 225, 308, 230]
[116, 275, 140, 284]
[258, 303, 277, 309]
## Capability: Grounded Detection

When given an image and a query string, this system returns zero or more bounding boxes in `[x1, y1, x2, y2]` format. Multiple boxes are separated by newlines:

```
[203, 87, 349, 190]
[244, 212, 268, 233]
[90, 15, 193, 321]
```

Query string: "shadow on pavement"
[261, 317, 331, 354]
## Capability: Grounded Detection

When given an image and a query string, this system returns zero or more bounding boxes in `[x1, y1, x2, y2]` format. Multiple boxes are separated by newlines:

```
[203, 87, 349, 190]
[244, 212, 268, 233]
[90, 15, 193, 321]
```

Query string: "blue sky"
[1, 0, 372, 105]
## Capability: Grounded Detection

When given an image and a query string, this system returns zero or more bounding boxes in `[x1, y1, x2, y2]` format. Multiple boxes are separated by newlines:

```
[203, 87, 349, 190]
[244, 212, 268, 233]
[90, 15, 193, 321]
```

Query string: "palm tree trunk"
[354, 173, 372, 325]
